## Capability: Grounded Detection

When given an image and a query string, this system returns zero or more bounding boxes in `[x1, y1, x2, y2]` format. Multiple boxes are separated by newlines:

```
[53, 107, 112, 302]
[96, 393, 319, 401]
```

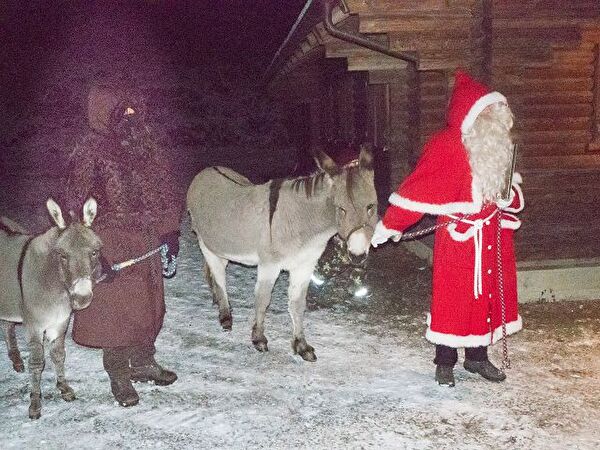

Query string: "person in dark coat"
[66, 78, 182, 407]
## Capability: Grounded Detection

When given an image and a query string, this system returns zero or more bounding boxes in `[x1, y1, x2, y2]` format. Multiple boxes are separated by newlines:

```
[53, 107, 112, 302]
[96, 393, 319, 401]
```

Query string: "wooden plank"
[514, 103, 593, 118]
[519, 154, 600, 169]
[510, 78, 593, 92]
[518, 117, 591, 131]
[491, 48, 555, 66]
[418, 56, 480, 71]
[519, 143, 588, 156]
[500, 65, 594, 79]
[511, 91, 594, 105]
[368, 69, 410, 84]
[494, 18, 596, 28]
[518, 130, 591, 144]
[346, 53, 408, 71]
[493, 2, 600, 19]
[359, 16, 482, 34]
[390, 28, 478, 41]
[493, 25, 582, 41]
[389, 35, 483, 52]
[346, 0, 465, 15]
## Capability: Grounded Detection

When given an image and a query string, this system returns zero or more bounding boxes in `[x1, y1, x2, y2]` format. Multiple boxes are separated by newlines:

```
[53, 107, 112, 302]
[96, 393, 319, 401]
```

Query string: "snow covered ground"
[1, 218, 600, 450]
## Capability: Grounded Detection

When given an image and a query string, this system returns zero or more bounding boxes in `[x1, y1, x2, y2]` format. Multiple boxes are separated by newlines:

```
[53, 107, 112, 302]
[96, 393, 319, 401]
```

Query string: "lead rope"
[400, 214, 470, 240]
[95, 243, 176, 283]
[495, 208, 511, 371]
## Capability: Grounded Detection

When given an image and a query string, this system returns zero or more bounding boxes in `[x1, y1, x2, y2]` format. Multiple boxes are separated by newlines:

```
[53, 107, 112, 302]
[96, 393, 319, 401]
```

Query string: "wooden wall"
[268, 0, 600, 262]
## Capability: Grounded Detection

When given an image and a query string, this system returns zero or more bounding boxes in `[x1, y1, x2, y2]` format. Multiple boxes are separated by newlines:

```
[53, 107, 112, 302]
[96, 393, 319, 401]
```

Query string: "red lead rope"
[495, 208, 511, 371]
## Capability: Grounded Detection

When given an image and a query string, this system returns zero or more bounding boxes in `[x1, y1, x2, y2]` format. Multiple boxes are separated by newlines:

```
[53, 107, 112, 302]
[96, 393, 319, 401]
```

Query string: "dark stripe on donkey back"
[18, 237, 34, 300]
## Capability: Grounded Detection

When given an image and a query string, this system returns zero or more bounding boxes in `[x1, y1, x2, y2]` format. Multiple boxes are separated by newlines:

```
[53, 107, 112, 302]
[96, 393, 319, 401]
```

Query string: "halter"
[336, 158, 374, 262]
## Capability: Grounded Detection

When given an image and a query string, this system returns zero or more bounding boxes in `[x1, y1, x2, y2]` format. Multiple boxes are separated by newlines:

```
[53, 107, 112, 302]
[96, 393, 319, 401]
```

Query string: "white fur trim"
[425, 313, 522, 347]
[501, 214, 521, 230]
[388, 176, 483, 216]
[446, 223, 475, 241]
[503, 179, 524, 213]
[461, 91, 507, 134]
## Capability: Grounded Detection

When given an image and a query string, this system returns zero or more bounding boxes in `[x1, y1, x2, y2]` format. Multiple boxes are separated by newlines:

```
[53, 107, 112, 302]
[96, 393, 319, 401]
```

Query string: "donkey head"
[317, 144, 378, 263]
[47, 198, 103, 310]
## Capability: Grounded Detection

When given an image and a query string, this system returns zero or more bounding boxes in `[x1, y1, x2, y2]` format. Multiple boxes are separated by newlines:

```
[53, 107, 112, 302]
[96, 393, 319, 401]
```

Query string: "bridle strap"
[340, 223, 373, 243]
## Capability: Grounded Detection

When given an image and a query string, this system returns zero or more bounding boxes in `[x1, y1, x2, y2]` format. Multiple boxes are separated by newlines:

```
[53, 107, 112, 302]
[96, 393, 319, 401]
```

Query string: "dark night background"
[0, 0, 306, 227]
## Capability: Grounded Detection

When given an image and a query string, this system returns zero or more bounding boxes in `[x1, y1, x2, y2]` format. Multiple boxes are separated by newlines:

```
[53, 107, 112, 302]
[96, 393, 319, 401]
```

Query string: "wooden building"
[264, 0, 600, 302]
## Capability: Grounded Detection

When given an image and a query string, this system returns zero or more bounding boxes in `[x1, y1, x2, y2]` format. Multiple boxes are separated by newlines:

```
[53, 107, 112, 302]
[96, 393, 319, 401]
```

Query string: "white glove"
[371, 221, 402, 248]
[496, 188, 515, 209]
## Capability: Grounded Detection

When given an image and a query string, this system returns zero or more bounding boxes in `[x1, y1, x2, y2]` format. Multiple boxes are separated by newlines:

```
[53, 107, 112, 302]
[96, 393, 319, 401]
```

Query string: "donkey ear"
[82, 197, 97, 227]
[46, 198, 67, 230]
[359, 143, 374, 170]
[315, 150, 341, 176]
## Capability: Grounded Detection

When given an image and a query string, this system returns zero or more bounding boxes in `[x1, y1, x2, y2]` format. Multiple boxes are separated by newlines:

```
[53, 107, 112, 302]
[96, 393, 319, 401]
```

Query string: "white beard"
[462, 103, 514, 203]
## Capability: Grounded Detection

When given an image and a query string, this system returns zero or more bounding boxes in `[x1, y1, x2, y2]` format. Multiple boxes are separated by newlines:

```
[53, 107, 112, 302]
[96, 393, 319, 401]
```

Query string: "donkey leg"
[26, 328, 45, 420]
[199, 242, 232, 331]
[251, 264, 280, 352]
[288, 265, 316, 362]
[49, 324, 76, 402]
[1, 321, 24, 372]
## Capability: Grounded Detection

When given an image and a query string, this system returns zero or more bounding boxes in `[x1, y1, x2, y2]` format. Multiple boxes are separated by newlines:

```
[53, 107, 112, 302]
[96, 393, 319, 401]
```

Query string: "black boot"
[130, 344, 177, 386]
[463, 346, 506, 382]
[434, 345, 457, 387]
[463, 360, 506, 382]
[435, 365, 456, 387]
[103, 347, 139, 407]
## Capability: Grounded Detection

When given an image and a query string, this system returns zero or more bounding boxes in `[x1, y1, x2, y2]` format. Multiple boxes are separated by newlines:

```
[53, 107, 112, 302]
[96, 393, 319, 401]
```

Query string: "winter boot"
[130, 344, 177, 386]
[463, 359, 506, 382]
[435, 364, 455, 387]
[103, 347, 139, 407]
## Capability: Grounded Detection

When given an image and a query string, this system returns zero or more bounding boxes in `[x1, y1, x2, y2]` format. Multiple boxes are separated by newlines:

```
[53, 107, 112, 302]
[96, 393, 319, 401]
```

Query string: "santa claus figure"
[372, 71, 524, 386]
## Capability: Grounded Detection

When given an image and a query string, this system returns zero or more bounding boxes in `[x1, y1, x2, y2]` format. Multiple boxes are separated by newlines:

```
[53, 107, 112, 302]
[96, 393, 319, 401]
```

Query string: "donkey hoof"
[13, 362, 25, 373]
[61, 389, 76, 402]
[300, 348, 317, 362]
[252, 339, 269, 352]
[219, 313, 232, 331]
[292, 339, 317, 362]
[29, 396, 41, 420]
[57, 382, 76, 401]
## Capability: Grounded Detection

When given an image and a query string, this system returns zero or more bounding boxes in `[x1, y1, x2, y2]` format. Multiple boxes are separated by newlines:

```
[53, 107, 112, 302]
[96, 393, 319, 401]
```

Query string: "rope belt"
[447, 209, 498, 300]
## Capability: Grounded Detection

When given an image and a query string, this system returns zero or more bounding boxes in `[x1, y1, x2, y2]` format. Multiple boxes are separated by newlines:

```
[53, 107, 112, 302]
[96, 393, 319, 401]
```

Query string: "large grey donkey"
[0, 198, 102, 419]
[187, 146, 378, 362]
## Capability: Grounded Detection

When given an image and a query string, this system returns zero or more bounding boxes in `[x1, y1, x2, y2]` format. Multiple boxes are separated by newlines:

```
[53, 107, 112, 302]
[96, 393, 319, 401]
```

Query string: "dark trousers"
[434, 345, 488, 366]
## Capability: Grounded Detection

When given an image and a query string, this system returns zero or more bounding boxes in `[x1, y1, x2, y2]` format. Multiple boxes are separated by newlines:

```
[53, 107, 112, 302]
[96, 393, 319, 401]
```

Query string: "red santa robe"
[381, 72, 524, 348]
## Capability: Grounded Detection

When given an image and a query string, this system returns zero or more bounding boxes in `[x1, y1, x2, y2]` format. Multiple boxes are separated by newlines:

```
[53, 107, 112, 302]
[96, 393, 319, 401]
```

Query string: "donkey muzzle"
[69, 277, 94, 310]
[346, 227, 372, 261]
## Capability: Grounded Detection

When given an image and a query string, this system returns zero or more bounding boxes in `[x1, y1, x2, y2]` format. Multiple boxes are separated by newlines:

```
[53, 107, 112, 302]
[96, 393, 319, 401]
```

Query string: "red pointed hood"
[447, 71, 507, 134]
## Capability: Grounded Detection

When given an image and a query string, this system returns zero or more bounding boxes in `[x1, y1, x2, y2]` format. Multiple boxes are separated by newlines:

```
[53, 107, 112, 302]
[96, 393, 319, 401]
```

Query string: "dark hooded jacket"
[67, 81, 182, 348]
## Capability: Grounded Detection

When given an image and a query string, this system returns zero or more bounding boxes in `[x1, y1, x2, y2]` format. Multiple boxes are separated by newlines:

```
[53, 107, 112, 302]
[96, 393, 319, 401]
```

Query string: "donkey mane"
[288, 171, 328, 199]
